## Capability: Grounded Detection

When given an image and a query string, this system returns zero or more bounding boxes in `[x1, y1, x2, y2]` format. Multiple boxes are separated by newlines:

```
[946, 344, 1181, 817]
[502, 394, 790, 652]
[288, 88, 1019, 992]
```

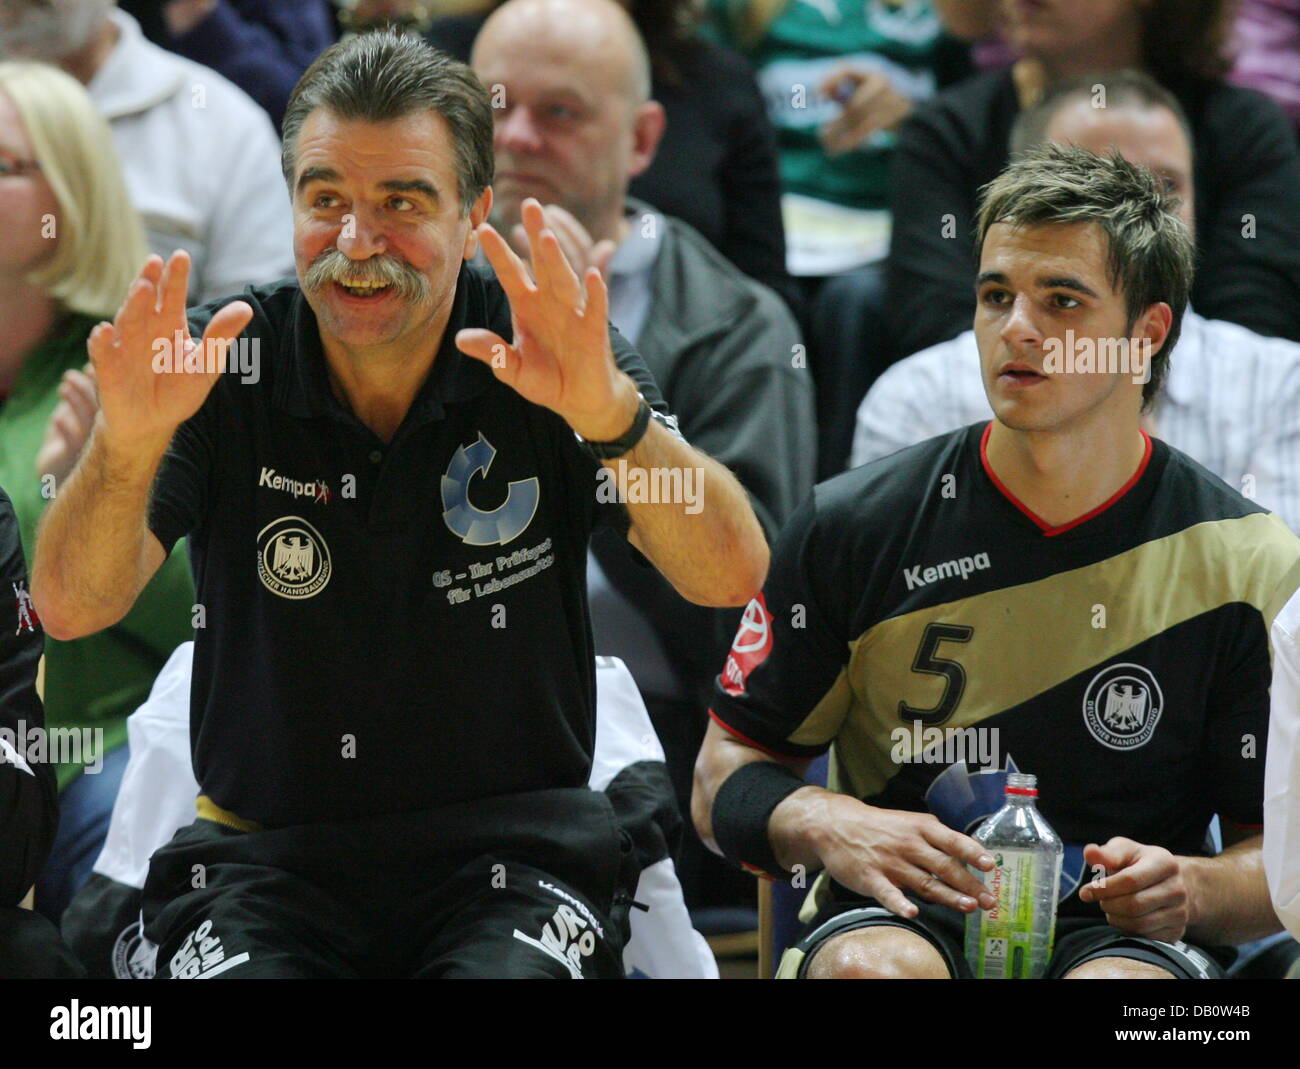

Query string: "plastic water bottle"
[964, 773, 1063, 979]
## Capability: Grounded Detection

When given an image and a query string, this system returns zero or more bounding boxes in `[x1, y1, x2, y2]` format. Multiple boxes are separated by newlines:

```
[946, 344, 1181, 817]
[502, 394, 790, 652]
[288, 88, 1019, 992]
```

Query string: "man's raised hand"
[456, 198, 638, 443]
[818, 67, 912, 156]
[88, 251, 253, 454]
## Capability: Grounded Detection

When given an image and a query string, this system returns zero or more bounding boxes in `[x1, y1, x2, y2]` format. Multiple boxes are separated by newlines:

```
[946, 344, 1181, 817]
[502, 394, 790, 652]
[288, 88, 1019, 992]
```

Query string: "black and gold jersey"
[711, 422, 1300, 912]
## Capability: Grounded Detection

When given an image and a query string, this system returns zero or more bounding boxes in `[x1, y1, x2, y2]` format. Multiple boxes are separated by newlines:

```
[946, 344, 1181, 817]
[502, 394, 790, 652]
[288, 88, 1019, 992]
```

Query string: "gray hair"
[975, 143, 1196, 408]
[281, 32, 494, 215]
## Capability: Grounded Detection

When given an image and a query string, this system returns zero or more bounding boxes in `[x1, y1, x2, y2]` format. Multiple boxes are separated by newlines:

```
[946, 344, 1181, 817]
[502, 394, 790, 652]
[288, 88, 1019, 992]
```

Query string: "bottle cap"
[1005, 772, 1037, 796]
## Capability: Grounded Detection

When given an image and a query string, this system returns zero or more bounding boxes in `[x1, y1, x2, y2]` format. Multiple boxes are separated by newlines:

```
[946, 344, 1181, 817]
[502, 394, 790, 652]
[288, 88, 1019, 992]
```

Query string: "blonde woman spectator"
[0, 60, 196, 923]
[0, 1, 294, 304]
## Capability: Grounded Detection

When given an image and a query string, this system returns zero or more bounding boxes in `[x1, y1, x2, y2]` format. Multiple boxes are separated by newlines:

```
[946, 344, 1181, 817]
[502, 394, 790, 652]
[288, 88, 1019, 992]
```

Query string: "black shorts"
[141, 789, 639, 979]
[782, 894, 1230, 979]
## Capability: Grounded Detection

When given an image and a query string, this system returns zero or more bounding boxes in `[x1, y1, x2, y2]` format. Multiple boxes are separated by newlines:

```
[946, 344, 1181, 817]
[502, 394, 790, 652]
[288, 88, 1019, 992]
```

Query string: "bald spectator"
[473, 0, 814, 910]
[854, 70, 1300, 539]
[0, 0, 293, 303]
[431, 0, 795, 314]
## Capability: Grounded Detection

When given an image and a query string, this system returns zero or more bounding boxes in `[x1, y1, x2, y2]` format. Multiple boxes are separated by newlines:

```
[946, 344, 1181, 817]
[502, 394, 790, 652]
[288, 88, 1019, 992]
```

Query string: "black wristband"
[577, 393, 653, 460]
[712, 760, 808, 881]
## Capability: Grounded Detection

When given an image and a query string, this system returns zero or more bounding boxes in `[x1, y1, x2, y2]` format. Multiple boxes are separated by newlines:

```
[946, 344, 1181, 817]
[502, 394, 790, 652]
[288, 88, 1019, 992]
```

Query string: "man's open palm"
[88, 251, 253, 449]
[456, 199, 631, 441]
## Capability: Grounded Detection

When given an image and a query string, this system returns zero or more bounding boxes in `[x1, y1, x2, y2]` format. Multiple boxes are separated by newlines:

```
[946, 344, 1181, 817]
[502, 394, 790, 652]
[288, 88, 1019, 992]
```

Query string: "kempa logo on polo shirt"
[259, 466, 332, 505]
[903, 552, 991, 590]
[13, 578, 39, 633]
[441, 432, 540, 546]
[256, 516, 331, 599]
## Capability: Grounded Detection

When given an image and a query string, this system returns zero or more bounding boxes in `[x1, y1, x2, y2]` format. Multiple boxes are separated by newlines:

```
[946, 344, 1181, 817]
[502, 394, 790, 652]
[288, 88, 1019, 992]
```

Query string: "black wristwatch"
[576, 393, 654, 461]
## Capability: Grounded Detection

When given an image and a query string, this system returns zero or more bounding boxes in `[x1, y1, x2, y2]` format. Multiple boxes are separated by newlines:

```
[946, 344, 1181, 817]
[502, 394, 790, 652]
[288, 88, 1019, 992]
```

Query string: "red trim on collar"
[980, 422, 1153, 537]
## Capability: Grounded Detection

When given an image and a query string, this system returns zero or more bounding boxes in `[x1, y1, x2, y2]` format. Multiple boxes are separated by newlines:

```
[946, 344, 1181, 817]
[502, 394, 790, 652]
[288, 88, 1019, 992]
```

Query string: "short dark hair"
[281, 32, 493, 214]
[975, 143, 1196, 408]
[1010, 69, 1194, 159]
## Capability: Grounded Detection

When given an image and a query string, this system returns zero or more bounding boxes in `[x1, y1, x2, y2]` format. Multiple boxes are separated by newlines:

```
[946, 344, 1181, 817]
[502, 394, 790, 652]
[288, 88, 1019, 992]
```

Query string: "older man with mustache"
[31, 32, 767, 978]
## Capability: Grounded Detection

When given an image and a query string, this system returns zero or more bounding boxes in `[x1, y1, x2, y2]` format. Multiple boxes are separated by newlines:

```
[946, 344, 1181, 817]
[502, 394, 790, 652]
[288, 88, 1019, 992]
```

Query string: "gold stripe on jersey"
[786, 511, 1300, 803]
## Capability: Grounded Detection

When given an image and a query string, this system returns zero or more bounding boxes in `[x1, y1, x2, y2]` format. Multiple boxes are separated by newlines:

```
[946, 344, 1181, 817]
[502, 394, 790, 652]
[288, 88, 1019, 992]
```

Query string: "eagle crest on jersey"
[256, 517, 332, 599]
[272, 536, 314, 582]
[1105, 685, 1146, 731]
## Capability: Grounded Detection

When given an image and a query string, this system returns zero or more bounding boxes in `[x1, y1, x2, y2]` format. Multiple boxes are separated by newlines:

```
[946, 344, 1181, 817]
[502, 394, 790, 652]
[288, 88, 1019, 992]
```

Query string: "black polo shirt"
[148, 263, 675, 829]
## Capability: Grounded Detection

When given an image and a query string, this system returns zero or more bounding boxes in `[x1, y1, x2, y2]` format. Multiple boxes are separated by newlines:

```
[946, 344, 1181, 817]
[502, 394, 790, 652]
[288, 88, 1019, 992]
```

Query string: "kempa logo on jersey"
[538, 879, 605, 940]
[1082, 662, 1164, 750]
[256, 516, 332, 599]
[259, 466, 331, 504]
[903, 552, 991, 591]
[13, 578, 39, 633]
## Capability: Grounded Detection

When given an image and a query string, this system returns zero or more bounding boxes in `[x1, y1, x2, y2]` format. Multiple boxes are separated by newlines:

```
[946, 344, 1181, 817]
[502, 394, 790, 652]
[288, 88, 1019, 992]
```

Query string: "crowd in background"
[2, 0, 1300, 959]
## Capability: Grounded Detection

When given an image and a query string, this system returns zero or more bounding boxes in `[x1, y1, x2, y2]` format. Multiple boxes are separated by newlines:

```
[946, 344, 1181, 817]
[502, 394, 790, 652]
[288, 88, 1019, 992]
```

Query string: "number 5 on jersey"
[898, 622, 973, 726]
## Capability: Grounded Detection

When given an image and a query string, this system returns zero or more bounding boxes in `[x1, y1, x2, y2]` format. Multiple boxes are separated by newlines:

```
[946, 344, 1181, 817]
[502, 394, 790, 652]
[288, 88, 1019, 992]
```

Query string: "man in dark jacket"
[32, 31, 767, 978]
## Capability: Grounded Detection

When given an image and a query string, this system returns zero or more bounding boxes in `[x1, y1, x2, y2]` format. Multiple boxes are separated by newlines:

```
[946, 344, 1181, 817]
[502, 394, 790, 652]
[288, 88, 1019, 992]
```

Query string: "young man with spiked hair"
[695, 143, 1300, 979]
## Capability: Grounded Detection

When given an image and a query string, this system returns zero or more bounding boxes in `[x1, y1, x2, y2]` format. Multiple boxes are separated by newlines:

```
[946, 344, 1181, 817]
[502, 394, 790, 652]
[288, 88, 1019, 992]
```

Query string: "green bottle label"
[972, 849, 1055, 979]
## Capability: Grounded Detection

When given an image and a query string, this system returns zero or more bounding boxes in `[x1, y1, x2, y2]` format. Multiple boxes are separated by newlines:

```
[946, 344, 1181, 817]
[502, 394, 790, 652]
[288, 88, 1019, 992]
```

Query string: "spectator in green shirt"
[0, 60, 196, 923]
[706, 0, 972, 475]
[708, 0, 970, 213]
